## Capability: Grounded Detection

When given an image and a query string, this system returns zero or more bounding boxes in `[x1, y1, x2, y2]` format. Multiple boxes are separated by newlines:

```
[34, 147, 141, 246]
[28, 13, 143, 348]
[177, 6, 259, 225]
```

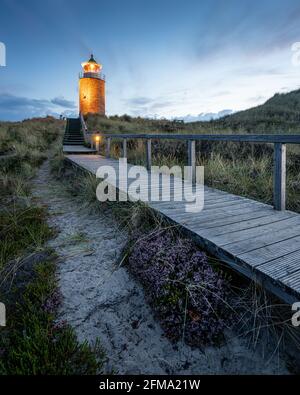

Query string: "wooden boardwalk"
[66, 153, 300, 304]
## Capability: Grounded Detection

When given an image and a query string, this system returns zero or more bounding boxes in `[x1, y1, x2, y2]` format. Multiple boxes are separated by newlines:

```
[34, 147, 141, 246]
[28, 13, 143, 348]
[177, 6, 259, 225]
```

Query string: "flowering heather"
[42, 289, 62, 313]
[127, 231, 231, 346]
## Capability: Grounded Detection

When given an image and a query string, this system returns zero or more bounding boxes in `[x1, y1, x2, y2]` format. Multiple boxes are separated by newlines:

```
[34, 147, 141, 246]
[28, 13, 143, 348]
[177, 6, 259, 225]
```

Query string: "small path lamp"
[95, 134, 101, 152]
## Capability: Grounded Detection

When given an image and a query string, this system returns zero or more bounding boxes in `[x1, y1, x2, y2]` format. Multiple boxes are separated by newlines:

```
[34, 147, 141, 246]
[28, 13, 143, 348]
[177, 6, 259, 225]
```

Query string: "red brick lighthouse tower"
[79, 54, 105, 116]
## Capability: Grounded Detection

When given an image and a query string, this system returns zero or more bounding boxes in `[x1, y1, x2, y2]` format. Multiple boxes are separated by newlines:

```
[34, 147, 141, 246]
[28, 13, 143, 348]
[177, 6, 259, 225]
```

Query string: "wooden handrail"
[79, 113, 89, 144]
[98, 132, 300, 211]
[97, 133, 300, 144]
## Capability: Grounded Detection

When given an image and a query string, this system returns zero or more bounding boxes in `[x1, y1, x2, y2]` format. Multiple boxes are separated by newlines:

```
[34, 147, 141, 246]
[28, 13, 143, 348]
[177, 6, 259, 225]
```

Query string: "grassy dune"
[0, 117, 104, 374]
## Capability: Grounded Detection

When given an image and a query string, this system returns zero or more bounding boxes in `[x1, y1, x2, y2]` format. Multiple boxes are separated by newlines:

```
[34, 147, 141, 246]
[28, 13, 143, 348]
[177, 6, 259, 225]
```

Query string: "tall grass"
[0, 116, 64, 200]
[0, 117, 105, 375]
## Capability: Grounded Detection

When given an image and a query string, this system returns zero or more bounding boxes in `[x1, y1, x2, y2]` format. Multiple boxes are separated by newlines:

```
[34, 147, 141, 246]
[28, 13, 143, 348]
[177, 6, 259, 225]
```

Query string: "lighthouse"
[79, 54, 105, 116]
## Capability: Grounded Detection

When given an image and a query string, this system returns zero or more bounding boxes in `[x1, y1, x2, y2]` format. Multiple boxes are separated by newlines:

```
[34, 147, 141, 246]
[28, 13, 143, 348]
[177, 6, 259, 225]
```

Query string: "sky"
[1, 0, 300, 121]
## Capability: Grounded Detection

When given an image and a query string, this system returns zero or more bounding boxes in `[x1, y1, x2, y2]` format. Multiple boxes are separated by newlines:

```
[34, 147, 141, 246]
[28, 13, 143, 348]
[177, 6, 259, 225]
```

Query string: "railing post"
[146, 139, 152, 171]
[106, 137, 111, 159]
[188, 140, 196, 184]
[273, 143, 286, 211]
[123, 138, 127, 158]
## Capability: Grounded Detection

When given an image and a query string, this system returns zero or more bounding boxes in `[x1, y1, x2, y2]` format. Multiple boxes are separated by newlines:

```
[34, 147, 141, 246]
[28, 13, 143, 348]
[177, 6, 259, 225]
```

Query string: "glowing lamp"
[94, 134, 101, 151]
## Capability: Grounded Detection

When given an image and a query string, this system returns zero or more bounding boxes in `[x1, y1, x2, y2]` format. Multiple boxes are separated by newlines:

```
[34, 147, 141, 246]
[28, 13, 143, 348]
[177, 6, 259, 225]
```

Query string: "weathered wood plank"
[273, 143, 286, 211]
[259, 249, 300, 280]
[146, 139, 152, 171]
[187, 140, 196, 184]
[201, 212, 294, 238]
[155, 203, 269, 225]
[280, 270, 300, 292]
[185, 210, 276, 230]
[223, 219, 300, 255]
[206, 214, 297, 246]
[238, 235, 300, 267]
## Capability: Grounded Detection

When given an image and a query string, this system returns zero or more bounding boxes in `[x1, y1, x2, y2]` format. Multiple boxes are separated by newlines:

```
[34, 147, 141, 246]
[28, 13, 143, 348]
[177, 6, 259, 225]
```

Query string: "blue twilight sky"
[1, 0, 300, 121]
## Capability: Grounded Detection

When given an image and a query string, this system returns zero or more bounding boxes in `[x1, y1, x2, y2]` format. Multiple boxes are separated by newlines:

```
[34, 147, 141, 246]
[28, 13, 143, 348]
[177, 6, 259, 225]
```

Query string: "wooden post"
[273, 143, 286, 211]
[123, 138, 127, 158]
[188, 140, 196, 184]
[146, 139, 152, 171]
[106, 137, 111, 159]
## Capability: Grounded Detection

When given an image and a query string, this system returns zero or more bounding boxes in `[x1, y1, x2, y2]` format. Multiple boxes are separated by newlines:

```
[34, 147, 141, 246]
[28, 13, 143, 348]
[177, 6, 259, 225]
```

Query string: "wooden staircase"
[63, 118, 85, 145]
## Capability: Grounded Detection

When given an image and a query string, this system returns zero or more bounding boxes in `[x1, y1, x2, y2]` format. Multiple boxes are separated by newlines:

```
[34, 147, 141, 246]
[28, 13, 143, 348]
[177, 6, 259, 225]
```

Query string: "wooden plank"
[187, 140, 196, 184]
[259, 249, 300, 280]
[206, 214, 297, 246]
[280, 270, 300, 292]
[185, 210, 276, 230]
[223, 219, 300, 255]
[156, 203, 268, 223]
[146, 139, 152, 171]
[238, 235, 300, 267]
[201, 211, 294, 238]
[273, 143, 286, 211]
[150, 198, 255, 218]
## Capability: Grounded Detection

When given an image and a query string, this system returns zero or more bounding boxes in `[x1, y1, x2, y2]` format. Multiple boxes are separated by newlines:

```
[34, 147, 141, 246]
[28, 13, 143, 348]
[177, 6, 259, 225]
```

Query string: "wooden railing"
[91, 133, 300, 211]
[79, 113, 89, 144]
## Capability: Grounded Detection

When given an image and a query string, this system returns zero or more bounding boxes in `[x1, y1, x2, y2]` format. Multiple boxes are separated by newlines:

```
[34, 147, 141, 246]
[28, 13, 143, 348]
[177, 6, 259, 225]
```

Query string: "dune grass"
[0, 117, 105, 375]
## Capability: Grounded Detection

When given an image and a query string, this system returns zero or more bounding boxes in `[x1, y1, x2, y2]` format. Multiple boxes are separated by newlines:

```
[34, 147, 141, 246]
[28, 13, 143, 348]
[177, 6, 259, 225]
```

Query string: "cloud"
[247, 95, 266, 103]
[126, 97, 153, 106]
[193, 1, 300, 61]
[125, 96, 177, 116]
[235, 66, 283, 77]
[0, 93, 77, 121]
[51, 96, 76, 109]
[181, 109, 234, 123]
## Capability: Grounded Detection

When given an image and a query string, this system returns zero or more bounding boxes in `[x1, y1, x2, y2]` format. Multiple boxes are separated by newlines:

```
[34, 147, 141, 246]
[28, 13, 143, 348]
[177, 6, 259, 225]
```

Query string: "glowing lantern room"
[81, 54, 102, 74]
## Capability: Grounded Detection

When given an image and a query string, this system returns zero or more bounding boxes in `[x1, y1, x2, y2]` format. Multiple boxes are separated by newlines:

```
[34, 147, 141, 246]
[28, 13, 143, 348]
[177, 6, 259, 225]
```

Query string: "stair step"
[64, 141, 85, 143]
[64, 136, 84, 140]
[64, 138, 84, 141]
[63, 143, 85, 146]
[63, 117, 86, 147]
[64, 142, 85, 144]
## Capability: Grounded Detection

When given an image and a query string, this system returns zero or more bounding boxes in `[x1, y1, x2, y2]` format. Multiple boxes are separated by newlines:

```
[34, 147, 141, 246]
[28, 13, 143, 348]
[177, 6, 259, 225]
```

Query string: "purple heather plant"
[42, 289, 62, 314]
[127, 231, 231, 346]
